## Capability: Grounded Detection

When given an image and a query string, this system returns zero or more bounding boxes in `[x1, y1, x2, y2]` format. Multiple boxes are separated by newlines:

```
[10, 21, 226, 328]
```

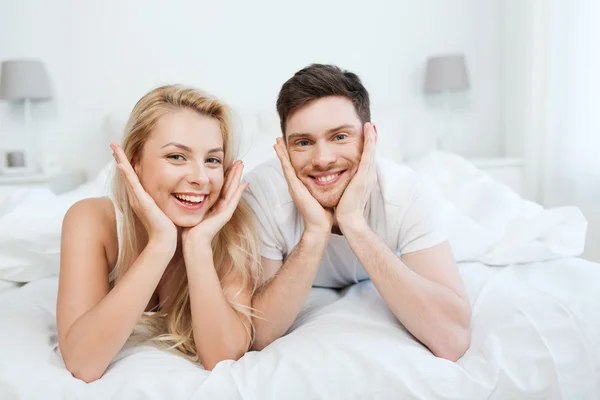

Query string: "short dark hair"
[276, 64, 371, 138]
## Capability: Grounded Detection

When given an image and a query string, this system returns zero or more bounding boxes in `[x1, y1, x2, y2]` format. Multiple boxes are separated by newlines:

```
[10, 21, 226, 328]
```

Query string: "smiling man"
[243, 64, 471, 361]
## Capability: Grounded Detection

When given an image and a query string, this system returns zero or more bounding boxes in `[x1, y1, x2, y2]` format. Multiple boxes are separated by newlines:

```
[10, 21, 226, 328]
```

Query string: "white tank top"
[108, 197, 124, 285]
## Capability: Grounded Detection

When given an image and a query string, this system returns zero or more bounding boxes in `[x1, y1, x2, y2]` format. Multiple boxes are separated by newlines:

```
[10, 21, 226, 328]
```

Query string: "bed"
[0, 112, 598, 399]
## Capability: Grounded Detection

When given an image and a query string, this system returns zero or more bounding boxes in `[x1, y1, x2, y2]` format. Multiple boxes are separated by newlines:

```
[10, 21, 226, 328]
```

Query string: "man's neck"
[331, 207, 343, 235]
[331, 225, 343, 235]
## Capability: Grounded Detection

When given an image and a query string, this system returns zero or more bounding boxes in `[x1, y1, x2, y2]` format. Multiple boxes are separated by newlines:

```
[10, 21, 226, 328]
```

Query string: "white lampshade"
[0, 60, 53, 101]
[424, 54, 470, 94]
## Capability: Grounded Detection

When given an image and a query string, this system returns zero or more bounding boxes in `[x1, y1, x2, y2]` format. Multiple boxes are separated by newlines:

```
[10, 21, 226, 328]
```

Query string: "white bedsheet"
[0, 258, 599, 399]
[0, 280, 19, 300]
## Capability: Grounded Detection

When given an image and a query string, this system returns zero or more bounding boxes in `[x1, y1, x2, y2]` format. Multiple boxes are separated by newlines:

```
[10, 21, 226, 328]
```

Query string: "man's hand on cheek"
[274, 137, 333, 236]
[335, 122, 378, 232]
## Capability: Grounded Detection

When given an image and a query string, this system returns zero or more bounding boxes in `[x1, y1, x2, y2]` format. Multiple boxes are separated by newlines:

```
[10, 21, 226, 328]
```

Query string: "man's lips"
[309, 170, 346, 186]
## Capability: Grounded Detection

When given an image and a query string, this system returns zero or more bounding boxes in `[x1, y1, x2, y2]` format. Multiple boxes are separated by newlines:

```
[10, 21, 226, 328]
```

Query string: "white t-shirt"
[242, 156, 448, 289]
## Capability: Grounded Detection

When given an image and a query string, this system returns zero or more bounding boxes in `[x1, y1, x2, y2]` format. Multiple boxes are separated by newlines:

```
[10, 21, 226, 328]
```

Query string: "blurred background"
[0, 0, 598, 260]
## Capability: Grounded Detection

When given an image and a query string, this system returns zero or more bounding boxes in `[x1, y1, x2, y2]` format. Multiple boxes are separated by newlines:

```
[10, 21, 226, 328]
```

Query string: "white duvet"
[0, 152, 598, 399]
[0, 258, 599, 399]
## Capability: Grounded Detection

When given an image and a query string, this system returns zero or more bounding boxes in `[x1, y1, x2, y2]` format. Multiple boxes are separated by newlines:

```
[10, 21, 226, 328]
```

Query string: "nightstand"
[0, 170, 87, 197]
[469, 157, 525, 196]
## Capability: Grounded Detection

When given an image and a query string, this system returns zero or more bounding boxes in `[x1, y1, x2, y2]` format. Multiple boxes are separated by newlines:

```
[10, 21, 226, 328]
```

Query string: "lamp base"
[0, 150, 39, 176]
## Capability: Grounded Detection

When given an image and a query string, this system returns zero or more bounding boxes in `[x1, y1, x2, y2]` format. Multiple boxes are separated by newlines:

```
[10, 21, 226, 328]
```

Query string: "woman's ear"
[132, 157, 140, 175]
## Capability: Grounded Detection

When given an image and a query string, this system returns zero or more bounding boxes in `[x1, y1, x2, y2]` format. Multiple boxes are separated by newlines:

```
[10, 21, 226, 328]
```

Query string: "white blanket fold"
[408, 152, 587, 265]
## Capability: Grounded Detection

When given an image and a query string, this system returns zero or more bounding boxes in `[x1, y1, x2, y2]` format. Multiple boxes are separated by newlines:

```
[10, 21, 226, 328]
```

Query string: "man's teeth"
[316, 173, 340, 183]
[174, 194, 205, 203]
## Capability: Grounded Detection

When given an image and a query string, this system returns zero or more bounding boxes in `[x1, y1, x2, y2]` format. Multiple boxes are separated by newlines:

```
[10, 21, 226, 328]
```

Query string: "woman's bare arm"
[56, 198, 174, 383]
[184, 242, 253, 370]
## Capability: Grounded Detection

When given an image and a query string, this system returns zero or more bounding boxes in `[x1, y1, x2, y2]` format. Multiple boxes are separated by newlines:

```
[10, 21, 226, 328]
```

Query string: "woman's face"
[134, 108, 225, 228]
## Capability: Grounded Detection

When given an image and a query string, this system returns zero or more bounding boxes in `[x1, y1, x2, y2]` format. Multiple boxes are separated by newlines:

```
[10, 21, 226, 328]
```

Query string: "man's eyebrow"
[286, 132, 312, 141]
[287, 124, 357, 142]
[325, 124, 356, 135]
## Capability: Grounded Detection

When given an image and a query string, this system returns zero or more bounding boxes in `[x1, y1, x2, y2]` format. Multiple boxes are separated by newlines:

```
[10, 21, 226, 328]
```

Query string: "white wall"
[500, 0, 548, 202]
[0, 0, 503, 178]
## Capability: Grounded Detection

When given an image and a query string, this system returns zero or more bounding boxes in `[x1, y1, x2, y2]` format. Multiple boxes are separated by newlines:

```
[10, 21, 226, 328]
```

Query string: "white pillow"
[239, 110, 280, 172]
[0, 189, 68, 282]
[0, 161, 117, 283]
[370, 109, 405, 163]
[104, 112, 129, 145]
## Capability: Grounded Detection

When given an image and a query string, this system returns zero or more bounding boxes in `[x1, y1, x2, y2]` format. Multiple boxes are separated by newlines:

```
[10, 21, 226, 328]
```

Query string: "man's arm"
[251, 231, 329, 350]
[340, 218, 471, 361]
[335, 123, 471, 361]
[250, 138, 334, 350]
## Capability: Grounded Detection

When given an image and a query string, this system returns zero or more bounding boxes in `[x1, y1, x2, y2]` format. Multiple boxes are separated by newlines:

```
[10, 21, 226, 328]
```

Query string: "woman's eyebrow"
[161, 142, 192, 152]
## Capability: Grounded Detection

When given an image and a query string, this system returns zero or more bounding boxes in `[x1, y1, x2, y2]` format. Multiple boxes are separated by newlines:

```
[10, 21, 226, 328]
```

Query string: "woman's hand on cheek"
[182, 161, 247, 256]
[111, 143, 177, 254]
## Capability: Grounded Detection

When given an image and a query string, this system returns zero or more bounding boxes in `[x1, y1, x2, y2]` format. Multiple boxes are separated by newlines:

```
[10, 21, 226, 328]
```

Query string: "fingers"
[274, 137, 300, 188]
[110, 143, 147, 204]
[223, 161, 244, 202]
[363, 123, 378, 190]
[358, 123, 376, 175]
[231, 181, 249, 207]
[222, 160, 242, 200]
[214, 180, 248, 223]
[367, 123, 377, 169]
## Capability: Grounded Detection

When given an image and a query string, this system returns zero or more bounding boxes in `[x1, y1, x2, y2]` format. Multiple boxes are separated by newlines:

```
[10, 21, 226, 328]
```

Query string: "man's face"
[285, 96, 364, 208]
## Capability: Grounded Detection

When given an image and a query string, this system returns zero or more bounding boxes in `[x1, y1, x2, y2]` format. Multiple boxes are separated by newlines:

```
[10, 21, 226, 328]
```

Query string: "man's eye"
[297, 140, 310, 147]
[334, 134, 348, 141]
[206, 157, 222, 164]
[168, 154, 185, 161]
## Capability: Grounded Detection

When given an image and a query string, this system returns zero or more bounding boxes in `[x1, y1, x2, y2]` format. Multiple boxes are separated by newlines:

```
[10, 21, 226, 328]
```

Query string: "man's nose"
[311, 143, 336, 169]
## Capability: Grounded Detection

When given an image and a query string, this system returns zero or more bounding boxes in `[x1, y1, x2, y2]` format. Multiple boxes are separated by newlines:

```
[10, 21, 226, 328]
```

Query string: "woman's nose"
[187, 163, 210, 186]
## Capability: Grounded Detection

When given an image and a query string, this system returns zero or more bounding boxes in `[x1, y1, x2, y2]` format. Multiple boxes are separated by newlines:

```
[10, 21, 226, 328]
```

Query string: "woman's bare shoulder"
[63, 197, 119, 261]
[64, 197, 115, 226]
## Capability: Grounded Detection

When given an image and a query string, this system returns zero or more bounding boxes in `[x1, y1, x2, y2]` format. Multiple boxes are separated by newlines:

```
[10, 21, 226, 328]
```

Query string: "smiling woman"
[55, 85, 262, 382]
[131, 109, 225, 225]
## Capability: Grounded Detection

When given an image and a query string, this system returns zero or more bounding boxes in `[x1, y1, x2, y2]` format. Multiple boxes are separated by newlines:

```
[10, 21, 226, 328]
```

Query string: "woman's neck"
[134, 218, 184, 256]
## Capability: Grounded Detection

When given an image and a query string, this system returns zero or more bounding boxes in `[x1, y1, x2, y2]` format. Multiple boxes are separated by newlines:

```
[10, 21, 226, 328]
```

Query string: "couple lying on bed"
[56, 64, 472, 382]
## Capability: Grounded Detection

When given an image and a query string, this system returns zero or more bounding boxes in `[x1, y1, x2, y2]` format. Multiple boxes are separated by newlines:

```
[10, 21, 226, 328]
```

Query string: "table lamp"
[423, 54, 470, 150]
[0, 59, 53, 174]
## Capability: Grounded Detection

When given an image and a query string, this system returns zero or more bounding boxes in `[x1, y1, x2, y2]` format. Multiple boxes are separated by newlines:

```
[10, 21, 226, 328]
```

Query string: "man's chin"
[317, 198, 340, 209]
[308, 188, 343, 209]
[303, 181, 345, 209]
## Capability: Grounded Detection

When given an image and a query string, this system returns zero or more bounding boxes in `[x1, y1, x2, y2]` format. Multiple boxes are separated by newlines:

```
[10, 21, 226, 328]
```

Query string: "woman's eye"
[167, 154, 185, 161]
[206, 157, 222, 164]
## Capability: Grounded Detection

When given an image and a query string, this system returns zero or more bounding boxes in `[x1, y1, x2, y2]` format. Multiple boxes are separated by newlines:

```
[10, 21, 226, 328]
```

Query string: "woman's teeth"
[174, 194, 205, 203]
[316, 173, 340, 183]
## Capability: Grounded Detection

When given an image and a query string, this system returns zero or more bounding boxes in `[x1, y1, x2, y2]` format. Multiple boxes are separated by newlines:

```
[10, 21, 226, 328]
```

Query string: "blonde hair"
[110, 84, 261, 361]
